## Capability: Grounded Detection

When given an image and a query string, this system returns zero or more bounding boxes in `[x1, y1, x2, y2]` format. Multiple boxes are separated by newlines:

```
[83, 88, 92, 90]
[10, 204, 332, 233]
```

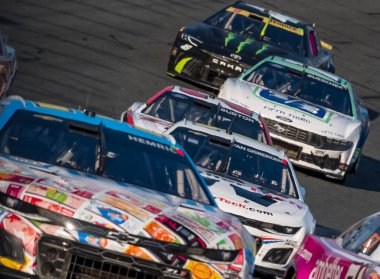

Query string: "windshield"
[143, 91, 267, 143]
[197, 107, 268, 144]
[341, 214, 380, 261]
[243, 62, 353, 116]
[0, 110, 211, 204]
[206, 8, 305, 55]
[171, 127, 297, 198]
[142, 91, 215, 123]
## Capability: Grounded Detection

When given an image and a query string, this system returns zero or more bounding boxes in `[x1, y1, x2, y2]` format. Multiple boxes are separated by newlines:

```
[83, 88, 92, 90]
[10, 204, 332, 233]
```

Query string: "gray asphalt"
[0, 0, 379, 234]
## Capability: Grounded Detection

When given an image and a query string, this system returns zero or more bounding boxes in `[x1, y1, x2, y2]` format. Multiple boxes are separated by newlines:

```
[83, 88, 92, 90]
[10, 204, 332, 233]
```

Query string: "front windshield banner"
[226, 7, 304, 36]
[0, 110, 211, 204]
[171, 127, 297, 198]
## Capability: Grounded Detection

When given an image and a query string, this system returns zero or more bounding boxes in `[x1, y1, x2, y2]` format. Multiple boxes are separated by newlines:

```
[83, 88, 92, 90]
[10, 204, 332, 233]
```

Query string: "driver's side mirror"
[300, 186, 306, 199]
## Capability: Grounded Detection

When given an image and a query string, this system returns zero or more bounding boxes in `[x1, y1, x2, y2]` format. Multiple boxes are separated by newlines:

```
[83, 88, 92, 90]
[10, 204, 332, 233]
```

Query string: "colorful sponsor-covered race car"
[167, 1, 334, 90]
[219, 56, 370, 181]
[287, 212, 380, 278]
[0, 96, 255, 279]
[164, 121, 315, 278]
[0, 31, 17, 97]
[121, 85, 272, 145]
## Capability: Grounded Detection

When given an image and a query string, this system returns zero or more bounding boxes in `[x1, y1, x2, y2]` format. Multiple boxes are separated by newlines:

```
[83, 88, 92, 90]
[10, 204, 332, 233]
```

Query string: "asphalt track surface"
[0, 0, 379, 239]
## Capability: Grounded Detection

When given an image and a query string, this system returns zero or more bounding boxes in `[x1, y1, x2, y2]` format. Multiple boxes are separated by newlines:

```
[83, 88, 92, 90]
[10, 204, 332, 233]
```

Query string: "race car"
[0, 31, 17, 97]
[164, 121, 315, 278]
[0, 96, 255, 279]
[286, 212, 380, 278]
[219, 56, 370, 181]
[121, 85, 272, 145]
[167, 1, 334, 90]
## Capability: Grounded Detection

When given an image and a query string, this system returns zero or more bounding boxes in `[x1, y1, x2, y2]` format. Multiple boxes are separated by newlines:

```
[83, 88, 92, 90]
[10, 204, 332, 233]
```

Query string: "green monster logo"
[225, 33, 258, 54]
[236, 38, 255, 53]
[225, 33, 238, 47]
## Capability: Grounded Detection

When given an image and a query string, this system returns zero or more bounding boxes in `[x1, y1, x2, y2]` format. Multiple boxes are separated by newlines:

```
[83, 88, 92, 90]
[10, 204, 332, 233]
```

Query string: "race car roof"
[260, 56, 351, 88]
[159, 85, 261, 121]
[0, 96, 178, 148]
[232, 1, 306, 29]
[169, 120, 286, 160]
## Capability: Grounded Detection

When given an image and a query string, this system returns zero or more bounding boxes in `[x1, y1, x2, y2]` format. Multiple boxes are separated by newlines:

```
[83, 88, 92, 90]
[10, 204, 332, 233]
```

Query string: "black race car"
[167, 1, 335, 90]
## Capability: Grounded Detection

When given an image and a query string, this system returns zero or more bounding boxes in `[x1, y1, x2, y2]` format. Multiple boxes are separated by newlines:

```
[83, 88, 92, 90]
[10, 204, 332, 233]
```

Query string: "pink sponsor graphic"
[295, 235, 379, 279]
[0, 173, 34, 184]
[5, 184, 25, 198]
[1, 214, 40, 256]
[23, 195, 75, 217]
[26, 185, 85, 209]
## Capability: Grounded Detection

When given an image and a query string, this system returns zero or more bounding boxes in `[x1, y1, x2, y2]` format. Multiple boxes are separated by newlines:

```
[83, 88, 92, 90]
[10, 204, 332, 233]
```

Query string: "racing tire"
[349, 151, 362, 174]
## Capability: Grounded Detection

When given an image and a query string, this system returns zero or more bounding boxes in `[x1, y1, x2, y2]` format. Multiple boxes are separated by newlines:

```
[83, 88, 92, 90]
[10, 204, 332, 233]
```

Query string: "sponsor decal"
[228, 233, 244, 250]
[185, 261, 222, 279]
[273, 123, 287, 133]
[0, 173, 34, 184]
[23, 195, 75, 217]
[6, 184, 25, 198]
[264, 105, 311, 124]
[299, 247, 312, 262]
[145, 221, 180, 243]
[180, 44, 193, 51]
[262, 237, 283, 244]
[313, 150, 326, 156]
[219, 107, 255, 124]
[26, 185, 85, 209]
[211, 58, 243, 73]
[101, 196, 150, 221]
[258, 90, 330, 121]
[156, 215, 206, 248]
[230, 53, 241, 61]
[218, 197, 273, 215]
[233, 143, 281, 162]
[77, 231, 108, 248]
[97, 207, 129, 225]
[306, 74, 343, 89]
[124, 245, 153, 261]
[309, 257, 343, 279]
[127, 135, 179, 155]
[2, 214, 40, 256]
[276, 115, 293, 123]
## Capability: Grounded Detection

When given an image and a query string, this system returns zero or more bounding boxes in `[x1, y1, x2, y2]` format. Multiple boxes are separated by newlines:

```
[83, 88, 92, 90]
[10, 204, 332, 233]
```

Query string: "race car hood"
[132, 113, 172, 134]
[199, 169, 309, 228]
[0, 154, 247, 251]
[220, 78, 361, 140]
[184, 23, 304, 66]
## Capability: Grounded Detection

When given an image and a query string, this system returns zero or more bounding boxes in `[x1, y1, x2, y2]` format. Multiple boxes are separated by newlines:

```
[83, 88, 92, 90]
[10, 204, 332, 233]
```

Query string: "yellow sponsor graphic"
[0, 255, 29, 271]
[185, 261, 223, 279]
[320, 40, 333, 50]
[226, 7, 304, 36]
[36, 102, 70, 111]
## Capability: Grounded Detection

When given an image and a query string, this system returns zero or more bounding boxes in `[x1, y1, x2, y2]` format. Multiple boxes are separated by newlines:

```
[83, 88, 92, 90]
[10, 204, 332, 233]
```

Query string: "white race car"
[121, 85, 272, 145]
[164, 121, 316, 278]
[219, 56, 370, 181]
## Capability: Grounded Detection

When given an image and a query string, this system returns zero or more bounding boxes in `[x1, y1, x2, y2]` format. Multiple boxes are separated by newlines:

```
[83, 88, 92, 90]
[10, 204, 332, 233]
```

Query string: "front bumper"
[36, 235, 191, 279]
[167, 39, 249, 90]
[263, 117, 356, 179]
[0, 266, 37, 279]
